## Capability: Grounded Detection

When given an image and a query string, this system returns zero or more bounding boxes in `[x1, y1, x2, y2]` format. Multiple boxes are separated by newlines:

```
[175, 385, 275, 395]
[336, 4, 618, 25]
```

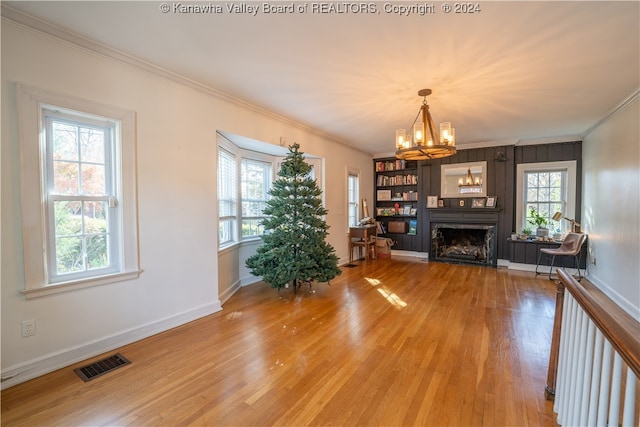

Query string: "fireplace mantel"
[427, 208, 501, 223]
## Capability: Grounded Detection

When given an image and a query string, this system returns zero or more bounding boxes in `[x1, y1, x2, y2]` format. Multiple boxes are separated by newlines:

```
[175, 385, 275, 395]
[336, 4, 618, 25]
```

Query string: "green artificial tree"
[246, 143, 340, 292]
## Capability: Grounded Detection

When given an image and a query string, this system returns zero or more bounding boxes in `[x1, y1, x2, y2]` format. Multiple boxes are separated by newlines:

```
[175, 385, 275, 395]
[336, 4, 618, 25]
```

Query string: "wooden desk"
[349, 225, 377, 263]
[508, 238, 587, 268]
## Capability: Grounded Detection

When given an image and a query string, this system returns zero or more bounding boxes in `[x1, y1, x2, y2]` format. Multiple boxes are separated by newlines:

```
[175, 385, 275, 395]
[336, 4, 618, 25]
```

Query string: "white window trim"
[241, 157, 272, 240]
[217, 138, 277, 249]
[216, 137, 326, 250]
[347, 167, 361, 229]
[17, 84, 141, 298]
[217, 142, 238, 247]
[515, 160, 577, 233]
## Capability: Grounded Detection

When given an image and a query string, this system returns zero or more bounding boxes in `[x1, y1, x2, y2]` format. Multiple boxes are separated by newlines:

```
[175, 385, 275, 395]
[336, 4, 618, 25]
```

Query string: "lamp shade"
[396, 129, 406, 149]
[413, 121, 424, 144]
[394, 89, 457, 160]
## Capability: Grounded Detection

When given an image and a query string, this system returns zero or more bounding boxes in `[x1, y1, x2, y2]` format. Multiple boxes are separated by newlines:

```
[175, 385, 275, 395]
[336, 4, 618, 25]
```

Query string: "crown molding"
[1, 4, 355, 150]
[582, 87, 640, 138]
[515, 135, 583, 146]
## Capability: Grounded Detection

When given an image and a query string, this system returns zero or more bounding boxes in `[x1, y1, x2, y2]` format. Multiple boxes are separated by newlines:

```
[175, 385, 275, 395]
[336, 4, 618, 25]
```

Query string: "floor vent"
[74, 353, 131, 382]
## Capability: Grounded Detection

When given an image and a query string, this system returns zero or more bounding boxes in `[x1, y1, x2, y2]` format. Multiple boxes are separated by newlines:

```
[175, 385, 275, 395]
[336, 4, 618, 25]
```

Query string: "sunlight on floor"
[377, 287, 407, 309]
[365, 277, 407, 309]
[365, 277, 380, 286]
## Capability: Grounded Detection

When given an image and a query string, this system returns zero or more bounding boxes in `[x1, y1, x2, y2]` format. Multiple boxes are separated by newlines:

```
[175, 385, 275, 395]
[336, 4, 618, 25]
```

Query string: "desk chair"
[535, 233, 587, 281]
[349, 227, 376, 263]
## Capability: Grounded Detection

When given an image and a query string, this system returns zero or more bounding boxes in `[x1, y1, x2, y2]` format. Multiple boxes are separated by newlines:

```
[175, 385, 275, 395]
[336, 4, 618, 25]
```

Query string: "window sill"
[218, 238, 262, 255]
[22, 269, 143, 299]
[219, 241, 241, 255]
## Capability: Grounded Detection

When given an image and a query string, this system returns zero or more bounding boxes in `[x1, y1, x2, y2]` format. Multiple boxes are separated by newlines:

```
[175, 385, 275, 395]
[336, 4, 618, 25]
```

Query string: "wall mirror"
[441, 161, 487, 198]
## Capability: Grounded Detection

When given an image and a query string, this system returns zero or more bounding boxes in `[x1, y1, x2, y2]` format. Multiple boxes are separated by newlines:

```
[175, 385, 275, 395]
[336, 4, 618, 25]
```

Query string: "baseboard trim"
[241, 274, 261, 287]
[390, 250, 429, 259]
[1, 301, 222, 390]
[587, 274, 640, 322]
[219, 279, 242, 305]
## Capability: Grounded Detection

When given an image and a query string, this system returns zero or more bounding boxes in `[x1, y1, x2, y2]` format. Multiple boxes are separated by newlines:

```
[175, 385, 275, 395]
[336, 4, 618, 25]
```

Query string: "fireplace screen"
[431, 223, 496, 266]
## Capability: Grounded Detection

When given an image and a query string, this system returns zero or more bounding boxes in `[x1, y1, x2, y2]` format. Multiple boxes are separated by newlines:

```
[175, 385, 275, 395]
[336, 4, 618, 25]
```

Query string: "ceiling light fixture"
[458, 168, 482, 192]
[395, 89, 457, 160]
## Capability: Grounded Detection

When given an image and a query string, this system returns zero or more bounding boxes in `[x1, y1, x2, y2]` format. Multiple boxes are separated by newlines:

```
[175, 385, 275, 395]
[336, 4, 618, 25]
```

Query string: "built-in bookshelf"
[374, 158, 420, 250]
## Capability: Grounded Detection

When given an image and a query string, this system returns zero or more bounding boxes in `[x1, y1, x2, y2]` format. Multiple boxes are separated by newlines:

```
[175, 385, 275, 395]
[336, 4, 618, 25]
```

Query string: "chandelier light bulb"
[395, 89, 457, 160]
[395, 129, 406, 149]
[413, 121, 424, 145]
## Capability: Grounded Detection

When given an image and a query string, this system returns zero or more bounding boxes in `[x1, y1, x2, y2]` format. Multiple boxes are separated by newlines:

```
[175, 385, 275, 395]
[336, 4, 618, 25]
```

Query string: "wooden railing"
[546, 269, 640, 426]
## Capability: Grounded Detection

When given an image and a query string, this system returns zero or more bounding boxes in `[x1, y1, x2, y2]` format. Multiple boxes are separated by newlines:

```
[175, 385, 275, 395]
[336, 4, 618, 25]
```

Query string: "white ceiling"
[4, 1, 639, 155]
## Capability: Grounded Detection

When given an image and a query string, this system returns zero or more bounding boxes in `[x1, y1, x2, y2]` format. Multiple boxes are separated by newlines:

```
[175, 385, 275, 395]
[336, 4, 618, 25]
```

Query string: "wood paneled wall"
[418, 142, 582, 260]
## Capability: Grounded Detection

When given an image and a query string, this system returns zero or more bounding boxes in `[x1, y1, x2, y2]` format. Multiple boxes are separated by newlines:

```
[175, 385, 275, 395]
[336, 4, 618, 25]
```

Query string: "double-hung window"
[18, 85, 139, 298]
[241, 159, 271, 238]
[347, 171, 360, 227]
[44, 110, 118, 282]
[218, 147, 237, 245]
[524, 170, 565, 227]
[516, 161, 577, 234]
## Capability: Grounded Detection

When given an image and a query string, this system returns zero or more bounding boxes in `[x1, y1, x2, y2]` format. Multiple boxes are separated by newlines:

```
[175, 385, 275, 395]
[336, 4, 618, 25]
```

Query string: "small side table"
[348, 225, 377, 262]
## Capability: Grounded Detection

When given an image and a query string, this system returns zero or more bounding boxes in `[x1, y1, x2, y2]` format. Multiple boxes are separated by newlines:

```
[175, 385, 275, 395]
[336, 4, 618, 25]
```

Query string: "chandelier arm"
[423, 104, 440, 145]
[394, 88, 457, 160]
[409, 107, 423, 130]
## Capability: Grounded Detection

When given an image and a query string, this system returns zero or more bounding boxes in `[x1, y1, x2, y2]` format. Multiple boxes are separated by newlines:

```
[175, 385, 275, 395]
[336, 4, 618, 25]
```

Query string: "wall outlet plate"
[21, 319, 36, 337]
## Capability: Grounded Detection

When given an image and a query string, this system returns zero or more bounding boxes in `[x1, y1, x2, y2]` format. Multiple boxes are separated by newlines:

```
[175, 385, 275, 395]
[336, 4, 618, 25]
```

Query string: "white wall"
[582, 95, 640, 320]
[1, 19, 372, 387]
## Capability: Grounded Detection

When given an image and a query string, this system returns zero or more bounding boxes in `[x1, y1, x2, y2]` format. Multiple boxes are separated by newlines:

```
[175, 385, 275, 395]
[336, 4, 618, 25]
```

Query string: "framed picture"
[427, 196, 438, 208]
[410, 207, 417, 216]
[486, 196, 497, 208]
[471, 198, 486, 208]
[403, 205, 411, 215]
[377, 189, 392, 201]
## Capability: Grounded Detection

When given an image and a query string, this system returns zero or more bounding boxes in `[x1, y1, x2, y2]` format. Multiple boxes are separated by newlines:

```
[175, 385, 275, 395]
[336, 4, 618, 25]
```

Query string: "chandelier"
[458, 168, 482, 194]
[395, 89, 457, 160]
[459, 168, 482, 186]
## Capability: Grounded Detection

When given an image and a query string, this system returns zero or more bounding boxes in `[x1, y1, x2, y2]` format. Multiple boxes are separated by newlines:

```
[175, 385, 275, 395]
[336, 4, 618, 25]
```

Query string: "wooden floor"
[2, 258, 559, 426]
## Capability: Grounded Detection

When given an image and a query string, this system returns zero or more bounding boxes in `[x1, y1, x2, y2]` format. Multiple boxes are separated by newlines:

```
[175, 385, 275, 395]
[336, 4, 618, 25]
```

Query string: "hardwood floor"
[2, 258, 559, 426]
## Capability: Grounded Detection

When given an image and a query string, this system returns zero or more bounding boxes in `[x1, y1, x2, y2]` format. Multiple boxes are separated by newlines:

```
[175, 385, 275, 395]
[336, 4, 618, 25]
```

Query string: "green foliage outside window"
[54, 200, 108, 274]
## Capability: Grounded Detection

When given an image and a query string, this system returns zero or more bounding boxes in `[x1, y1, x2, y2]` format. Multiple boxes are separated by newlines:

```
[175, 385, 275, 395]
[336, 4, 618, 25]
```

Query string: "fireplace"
[431, 223, 497, 266]
[427, 208, 500, 267]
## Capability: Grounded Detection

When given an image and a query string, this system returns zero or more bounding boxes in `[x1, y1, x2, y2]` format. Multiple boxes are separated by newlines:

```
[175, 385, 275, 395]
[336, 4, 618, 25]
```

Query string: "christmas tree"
[246, 143, 340, 292]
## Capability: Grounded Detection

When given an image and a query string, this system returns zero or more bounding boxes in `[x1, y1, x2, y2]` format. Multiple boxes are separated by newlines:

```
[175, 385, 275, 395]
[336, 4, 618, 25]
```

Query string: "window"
[524, 170, 565, 228]
[348, 171, 360, 227]
[217, 135, 324, 248]
[217, 135, 278, 248]
[241, 159, 271, 238]
[218, 147, 237, 245]
[18, 85, 139, 298]
[44, 110, 118, 282]
[516, 161, 577, 234]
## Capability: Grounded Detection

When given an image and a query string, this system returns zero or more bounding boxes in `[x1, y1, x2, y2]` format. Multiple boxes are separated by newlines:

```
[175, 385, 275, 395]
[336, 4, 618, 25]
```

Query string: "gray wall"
[418, 141, 582, 260]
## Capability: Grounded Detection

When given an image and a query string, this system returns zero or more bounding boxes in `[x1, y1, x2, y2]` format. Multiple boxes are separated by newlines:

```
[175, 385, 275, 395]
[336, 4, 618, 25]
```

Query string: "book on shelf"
[375, 159, 407, 172]
[376, 174, 418, 187]
[408, 219, 418, 235]
[402, 191, 418, 201]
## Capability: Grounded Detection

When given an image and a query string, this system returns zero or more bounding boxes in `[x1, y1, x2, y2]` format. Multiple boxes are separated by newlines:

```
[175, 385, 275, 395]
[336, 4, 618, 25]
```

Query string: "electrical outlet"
[21, 319, 36, 337]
